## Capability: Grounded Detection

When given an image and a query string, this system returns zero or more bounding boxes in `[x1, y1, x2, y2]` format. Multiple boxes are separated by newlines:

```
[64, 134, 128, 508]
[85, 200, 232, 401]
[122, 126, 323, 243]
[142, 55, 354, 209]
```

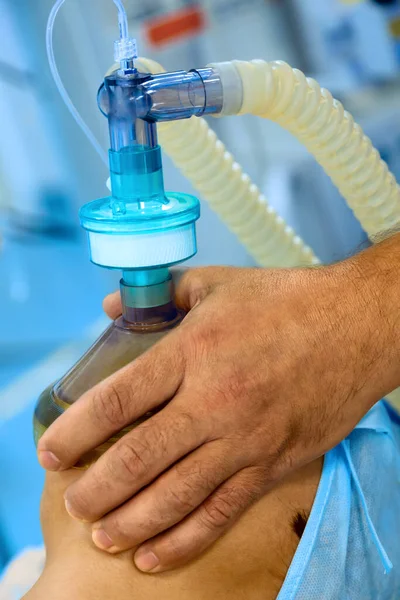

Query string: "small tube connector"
[114, 37, 138, 62]
[112, 0, 137, 72]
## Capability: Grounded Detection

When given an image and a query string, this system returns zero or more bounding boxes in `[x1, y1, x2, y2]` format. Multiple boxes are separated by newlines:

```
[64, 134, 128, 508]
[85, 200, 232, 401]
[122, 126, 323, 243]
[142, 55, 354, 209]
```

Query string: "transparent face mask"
[34, 273, 183, 468]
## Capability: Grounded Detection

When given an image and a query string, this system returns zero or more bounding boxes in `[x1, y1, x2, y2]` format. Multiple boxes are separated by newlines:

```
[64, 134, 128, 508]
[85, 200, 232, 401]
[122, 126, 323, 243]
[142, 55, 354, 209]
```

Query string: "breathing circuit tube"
[226, 60, 400, 240]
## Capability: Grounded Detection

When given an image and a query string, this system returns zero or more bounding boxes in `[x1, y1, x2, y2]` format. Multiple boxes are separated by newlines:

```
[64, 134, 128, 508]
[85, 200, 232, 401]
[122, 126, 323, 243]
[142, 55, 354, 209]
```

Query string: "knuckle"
[90, 381, 129, 430]
[198, 472, 263, 533]
[269, 448, 295, 481]
[172, 410, 196, 438]
[165, 461, 210, 515]
[199, 494, 236, 531]
[175, 458, 216, 494]
[113, 437, 149, 482]
[162, 535, 189, 564]
[180, 269, 207, 301]
[104, 514, 131, 543]
[243, 466, 270, 498]
[166, 485, 198, 514]
[67, 487, 94, 521]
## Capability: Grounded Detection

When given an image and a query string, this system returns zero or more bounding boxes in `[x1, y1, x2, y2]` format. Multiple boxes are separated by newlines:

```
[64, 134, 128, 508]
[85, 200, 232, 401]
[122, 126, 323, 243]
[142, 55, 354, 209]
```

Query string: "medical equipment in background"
[370, 0, 400, 65]
[33, 0, 400, 460]
[134, 2, 207, 70]
[286, 0, 399, 90]
[121, 0, 302, 199]
[0, 0, 76, 237]
[124, 0, 299, 68]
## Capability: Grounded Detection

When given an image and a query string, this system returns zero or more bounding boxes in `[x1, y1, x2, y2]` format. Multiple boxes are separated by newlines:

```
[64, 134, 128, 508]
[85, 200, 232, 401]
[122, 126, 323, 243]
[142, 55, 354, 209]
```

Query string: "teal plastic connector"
[79, 146, 200, 269]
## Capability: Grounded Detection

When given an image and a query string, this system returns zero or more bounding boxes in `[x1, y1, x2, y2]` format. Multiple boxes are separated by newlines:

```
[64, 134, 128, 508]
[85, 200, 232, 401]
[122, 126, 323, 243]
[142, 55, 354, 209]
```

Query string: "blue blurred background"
[1, 0, 400, 573]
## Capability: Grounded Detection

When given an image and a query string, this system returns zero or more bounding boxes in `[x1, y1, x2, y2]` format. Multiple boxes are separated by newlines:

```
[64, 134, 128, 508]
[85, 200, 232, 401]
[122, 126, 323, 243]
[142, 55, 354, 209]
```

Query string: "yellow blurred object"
[389, 17, 400, 38]
[387, 388, 400, 412]
[232, 60, 400, 239]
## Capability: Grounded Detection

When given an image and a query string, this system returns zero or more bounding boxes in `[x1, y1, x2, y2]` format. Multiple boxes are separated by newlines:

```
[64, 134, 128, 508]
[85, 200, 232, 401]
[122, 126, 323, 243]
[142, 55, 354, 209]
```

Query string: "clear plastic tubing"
[112, 0, 129, 39]
[46, 0, 131, 166]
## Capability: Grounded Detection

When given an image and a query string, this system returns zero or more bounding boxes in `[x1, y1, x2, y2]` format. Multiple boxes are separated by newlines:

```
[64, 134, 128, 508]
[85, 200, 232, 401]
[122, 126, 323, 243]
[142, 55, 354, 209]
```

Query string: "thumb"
[174, 267, 234, 312]
[103, 267, 234, 319]
[103, 291, 122, 320]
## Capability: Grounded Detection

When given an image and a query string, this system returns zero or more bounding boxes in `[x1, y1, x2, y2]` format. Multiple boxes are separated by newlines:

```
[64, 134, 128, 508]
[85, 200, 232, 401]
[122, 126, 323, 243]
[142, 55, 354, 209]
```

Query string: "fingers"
[103, 292, 121, 320]
[90, 439, 240, 552]
[170, 267, 189, 287]
[63, 402, 209, 523]
[103, 267, 234, 319]
[133, 467, 265, 573]
[37, 332, 184, 470]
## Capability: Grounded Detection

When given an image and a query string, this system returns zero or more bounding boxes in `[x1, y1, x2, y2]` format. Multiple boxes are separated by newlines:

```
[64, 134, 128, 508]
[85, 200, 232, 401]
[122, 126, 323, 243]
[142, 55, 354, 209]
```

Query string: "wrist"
[340, 234, 400, 405]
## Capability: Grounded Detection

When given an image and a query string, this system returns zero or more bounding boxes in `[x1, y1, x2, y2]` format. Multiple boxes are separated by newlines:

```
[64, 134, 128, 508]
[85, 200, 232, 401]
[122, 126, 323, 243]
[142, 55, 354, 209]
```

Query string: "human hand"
[37, 253, 399, 573]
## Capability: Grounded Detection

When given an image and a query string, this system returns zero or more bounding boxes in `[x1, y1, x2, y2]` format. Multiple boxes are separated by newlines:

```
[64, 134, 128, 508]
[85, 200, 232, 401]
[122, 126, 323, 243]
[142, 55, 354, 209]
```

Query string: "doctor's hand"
[37, 236, 400, 573]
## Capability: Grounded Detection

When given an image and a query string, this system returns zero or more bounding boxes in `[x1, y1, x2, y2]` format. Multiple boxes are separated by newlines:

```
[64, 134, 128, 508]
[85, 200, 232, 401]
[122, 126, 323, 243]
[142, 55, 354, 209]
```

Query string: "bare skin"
[24, 457, 322, 600]
[37, 234, 400, 572]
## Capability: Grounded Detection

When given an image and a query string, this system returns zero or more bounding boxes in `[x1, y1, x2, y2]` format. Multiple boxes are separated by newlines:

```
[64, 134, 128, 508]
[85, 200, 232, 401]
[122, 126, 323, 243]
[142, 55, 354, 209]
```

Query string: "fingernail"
[64, 498, 88, 523]
[92, 528, 117, 552]
[38, 450, 61, 471]
[134, 549, 160, 572]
